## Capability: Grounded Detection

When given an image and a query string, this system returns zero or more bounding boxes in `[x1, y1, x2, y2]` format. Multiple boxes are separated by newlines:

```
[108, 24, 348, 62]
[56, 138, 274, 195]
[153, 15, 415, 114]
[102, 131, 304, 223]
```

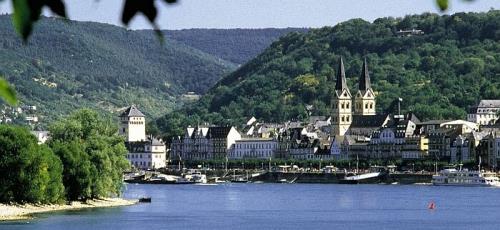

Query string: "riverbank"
[0, 198, 138, 221]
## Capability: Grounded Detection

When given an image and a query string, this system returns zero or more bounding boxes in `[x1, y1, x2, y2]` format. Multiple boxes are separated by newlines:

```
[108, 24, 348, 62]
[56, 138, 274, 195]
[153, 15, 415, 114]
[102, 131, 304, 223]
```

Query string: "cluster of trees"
[155, 10, 500, 139]
[0, 109, 129, 204]
[165, 28, 308, 65]
[0, 15, 236, 122]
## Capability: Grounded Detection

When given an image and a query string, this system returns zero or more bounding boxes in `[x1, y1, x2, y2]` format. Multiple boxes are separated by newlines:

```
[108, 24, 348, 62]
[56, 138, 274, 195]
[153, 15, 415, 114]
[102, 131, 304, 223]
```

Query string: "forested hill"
[0, 16, 236, 121]
[164, 28, 309, 65]
[156, 10, 500, 138]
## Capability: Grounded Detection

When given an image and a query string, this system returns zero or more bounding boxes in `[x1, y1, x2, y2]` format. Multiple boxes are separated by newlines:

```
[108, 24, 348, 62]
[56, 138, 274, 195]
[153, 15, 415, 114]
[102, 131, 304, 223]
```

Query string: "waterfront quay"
[129, 168, 433, 184]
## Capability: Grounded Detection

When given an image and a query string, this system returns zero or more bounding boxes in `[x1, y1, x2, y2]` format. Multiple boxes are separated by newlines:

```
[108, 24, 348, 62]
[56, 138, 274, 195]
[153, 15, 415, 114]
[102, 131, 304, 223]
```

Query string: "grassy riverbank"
[0, 198, 137, 221]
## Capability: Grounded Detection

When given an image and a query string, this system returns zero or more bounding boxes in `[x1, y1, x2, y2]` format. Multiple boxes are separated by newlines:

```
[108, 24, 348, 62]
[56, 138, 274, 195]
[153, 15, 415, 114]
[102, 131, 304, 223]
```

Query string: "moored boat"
[432, 169, 500, 187]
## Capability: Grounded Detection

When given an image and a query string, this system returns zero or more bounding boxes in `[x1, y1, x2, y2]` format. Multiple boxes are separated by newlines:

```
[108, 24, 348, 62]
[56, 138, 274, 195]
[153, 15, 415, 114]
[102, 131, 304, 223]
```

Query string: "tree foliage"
[0, 125, 64, 204]
[0, 76, 17, 105]
[0, 109, 130, 203]
[0, 15, 237, 123]
[155, 10, 500, 138]
[48, 109, 130, 200]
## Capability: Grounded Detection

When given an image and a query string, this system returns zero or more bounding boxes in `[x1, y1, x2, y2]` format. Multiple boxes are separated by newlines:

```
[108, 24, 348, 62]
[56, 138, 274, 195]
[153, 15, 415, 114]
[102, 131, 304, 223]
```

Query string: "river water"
[2, 183, 500, 230]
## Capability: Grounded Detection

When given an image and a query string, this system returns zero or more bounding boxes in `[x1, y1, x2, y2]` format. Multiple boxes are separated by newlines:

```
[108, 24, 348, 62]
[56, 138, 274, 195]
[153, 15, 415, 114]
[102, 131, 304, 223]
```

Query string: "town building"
[467, 100, 500, 125]
[477, 133, 500, 170]
[396, 29, 424, 37]
[119, 105, 166, 170]
[125, 136, 167, 169]
[229, 138, 277, 159]
[119, 105, 146, 142]
[170, 126, 241, 161]
[450, 135, 471, 163]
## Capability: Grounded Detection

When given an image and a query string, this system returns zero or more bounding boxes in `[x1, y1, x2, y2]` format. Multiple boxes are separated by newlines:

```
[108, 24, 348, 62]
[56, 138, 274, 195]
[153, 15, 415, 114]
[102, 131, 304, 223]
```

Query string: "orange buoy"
[428, 201, 436, 210]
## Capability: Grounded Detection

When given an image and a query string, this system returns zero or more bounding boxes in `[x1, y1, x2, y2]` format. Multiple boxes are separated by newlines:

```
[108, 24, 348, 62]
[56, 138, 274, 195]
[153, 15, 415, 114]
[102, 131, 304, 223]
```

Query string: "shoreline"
[0, 198, 138, 221]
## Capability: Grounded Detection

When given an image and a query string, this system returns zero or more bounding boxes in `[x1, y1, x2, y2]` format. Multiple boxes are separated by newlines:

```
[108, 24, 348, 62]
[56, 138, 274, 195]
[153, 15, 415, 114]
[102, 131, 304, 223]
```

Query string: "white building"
[126, 137, 167, 169]
[229, 138, 277, 159]
[119, 105, 166, 170]
[440, 120, 478, 134]
[119, 105, 146, 142]
[467, 100, 500, 125]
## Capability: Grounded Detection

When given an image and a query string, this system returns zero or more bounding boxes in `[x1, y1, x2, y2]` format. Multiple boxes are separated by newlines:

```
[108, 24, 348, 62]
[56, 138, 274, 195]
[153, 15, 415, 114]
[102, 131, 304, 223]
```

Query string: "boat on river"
[431, 169, 500, 187]
[339, 172, 382, 184]
[124, 171, 207, 184]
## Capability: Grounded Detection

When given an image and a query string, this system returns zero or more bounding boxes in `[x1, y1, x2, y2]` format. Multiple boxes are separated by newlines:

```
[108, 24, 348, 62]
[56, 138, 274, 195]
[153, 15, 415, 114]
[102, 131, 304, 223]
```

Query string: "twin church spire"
[335, 57, 372, 95]
[331, 57, 376, 136]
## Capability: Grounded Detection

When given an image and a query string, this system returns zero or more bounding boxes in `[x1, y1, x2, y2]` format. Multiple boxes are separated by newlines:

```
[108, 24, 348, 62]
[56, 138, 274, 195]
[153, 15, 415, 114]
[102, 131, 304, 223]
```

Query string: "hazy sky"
[0, 0, 498, 29]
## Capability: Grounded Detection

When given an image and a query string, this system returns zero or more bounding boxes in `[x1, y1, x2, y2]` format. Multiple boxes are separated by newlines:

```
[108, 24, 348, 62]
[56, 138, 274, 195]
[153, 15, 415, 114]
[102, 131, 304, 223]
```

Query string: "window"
[341, 103, 345, 109]
[341, 116, 345, 122]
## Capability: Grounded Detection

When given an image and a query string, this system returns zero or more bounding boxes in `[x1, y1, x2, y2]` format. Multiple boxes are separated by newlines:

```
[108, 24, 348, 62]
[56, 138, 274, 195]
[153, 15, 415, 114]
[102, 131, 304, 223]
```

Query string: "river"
[2, 183, 500, 229]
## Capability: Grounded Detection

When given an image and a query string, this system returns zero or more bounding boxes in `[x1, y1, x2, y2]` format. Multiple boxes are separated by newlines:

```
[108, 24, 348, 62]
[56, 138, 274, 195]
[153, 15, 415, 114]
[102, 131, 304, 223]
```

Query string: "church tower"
[119, 105, 146, 142]
[331, 57, 352, 136]
[354, 58, 376, 116]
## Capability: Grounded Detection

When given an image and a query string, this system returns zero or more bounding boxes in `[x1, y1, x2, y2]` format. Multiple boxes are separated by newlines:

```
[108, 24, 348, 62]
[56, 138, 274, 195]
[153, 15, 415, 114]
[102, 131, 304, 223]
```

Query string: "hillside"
[164, 28, 308, 65]
[0, 16, 236, 122]
[156, 10, 500, 138]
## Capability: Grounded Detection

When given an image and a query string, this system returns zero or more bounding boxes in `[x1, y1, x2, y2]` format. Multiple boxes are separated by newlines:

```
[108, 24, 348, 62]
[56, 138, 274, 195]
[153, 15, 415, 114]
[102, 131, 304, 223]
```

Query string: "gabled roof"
[208, 127, 233, 139]
[416, 120, 451, 126]
[149, 137, 164, 146]
[120, 105, 145, 117]
[478, 100, 500, 108]
[350, 114, 390, 128]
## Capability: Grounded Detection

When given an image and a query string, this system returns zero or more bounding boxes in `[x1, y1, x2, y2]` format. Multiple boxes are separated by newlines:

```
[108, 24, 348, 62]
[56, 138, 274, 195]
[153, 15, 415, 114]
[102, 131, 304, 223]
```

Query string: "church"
[331, 57, 389, 138]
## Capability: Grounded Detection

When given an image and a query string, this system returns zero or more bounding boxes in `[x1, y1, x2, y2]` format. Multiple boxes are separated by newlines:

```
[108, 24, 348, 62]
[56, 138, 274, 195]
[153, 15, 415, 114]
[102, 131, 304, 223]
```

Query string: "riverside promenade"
[157, 169, 433, 184]
[251, 171, 432, 184]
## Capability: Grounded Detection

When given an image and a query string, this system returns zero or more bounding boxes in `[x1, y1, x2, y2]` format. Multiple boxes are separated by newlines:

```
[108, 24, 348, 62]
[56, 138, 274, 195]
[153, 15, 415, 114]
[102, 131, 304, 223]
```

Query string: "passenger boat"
[432, 169, 500, 187]
[339, 172, 382, 184]
[183, 171, 207, 184]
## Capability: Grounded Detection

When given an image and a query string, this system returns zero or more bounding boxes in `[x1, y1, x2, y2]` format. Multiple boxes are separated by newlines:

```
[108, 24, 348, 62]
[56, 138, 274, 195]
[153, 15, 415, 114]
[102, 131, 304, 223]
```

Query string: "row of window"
[332, 115, 350, 123]
[127, 154, 163, 159]
[133, 161, 152, 167]
[333, 102, 375, 110]
[356, 103, 374, 110]
[232, 151, 273, 158]
[235, 143, 277, 149]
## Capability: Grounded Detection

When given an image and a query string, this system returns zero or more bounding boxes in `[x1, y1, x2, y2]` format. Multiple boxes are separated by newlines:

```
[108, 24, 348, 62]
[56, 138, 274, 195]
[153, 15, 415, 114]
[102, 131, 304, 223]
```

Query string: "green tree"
[0, 125, 64, 203]
[48, 109, 129, 200]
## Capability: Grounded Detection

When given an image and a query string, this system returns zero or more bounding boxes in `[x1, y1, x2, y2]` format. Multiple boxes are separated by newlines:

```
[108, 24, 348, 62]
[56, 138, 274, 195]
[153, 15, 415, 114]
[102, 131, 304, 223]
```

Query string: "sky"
[0, 0, 498, 30]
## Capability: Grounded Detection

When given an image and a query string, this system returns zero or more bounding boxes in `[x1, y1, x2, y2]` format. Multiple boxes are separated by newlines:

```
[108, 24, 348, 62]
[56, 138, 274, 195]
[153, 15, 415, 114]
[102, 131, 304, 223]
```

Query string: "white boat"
[432, 169, 500, 187]
[183, 171, 207, 184]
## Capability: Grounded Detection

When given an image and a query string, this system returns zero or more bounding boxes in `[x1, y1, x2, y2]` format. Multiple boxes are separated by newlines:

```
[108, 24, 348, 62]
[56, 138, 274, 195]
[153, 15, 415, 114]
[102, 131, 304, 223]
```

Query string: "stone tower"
[119, 105, 146, 142]
[354, 58, 376, 116]
[331, 57, 352, 136]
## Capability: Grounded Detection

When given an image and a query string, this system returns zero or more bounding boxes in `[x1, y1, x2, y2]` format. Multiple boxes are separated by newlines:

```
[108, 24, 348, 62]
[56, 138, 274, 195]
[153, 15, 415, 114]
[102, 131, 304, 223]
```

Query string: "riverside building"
[120, 105, 167, 169]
